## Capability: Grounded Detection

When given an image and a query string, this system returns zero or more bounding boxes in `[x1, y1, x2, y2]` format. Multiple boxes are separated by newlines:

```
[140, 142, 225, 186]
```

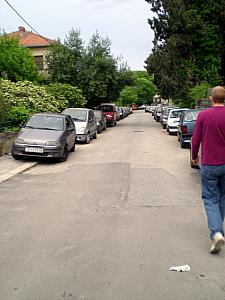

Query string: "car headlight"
[45, 141, 61, 147]
[97, 122, 100, 125]
[15, 138, 25, 144]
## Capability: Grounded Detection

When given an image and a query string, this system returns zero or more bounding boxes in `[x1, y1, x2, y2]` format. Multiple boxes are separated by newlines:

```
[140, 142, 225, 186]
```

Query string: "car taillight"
[181, 125, 188, 134]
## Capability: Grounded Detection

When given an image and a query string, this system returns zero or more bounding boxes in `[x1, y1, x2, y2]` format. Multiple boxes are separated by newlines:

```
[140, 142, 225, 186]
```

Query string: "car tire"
[70, 141, 76, 152]
[97, 128, 102, 134]
[180, 140, 186, 148]
[59, 145, 68, 162]
[85, 132, 91, 144]
[11, 152, 22, 160]
[93, 130, 97, 139]
[163, 124, 166, 129]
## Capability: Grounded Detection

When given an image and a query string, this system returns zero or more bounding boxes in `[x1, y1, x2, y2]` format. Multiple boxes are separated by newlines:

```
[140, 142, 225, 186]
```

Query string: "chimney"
[18, 26, 25, 32]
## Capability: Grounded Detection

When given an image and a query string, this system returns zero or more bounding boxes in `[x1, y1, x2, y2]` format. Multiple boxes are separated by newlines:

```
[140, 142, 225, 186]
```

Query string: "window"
[34, 56, 44, 70]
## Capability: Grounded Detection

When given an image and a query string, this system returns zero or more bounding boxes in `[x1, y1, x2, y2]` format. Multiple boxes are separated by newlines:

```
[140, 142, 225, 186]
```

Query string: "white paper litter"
[169, 265, 191, 272]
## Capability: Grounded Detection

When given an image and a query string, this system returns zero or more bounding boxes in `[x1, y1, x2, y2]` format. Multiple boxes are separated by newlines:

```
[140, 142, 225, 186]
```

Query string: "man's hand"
[192, 158, 199, 166]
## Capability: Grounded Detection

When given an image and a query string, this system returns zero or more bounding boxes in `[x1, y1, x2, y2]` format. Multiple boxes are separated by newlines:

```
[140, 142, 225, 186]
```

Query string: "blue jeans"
[200, 164, 225, 239]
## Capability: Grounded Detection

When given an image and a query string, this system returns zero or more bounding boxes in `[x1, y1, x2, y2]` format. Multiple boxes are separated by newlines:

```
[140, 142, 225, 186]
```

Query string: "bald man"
[192, 86, 225, 254]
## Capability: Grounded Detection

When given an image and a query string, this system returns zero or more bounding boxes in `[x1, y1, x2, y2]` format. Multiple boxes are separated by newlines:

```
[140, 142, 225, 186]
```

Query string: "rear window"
[63, 109, 87, 122]
[99, 105, 114, 112]
[170, 110, 186, 118]
[184, 111, 200, 122]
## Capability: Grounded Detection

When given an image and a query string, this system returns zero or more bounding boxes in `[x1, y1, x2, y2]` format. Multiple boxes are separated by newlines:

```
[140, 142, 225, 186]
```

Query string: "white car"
[167, 108, 189, 135]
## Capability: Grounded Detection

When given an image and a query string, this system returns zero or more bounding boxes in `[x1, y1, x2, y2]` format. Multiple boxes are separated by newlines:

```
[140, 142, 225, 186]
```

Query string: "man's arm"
[192, 114, 203, 162]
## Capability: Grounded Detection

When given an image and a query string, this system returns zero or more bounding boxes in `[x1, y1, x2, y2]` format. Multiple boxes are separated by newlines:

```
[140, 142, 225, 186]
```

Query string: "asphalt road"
[0, 111, 224, 300]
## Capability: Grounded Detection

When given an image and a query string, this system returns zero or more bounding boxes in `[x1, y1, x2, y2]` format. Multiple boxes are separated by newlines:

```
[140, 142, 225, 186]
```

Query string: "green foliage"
[46, 83, 86, 108]
[46, 29, 132, 108]
[46, 29, 84, 85]
[189, 82, 211, 107]
[119, 71, 157, 105]
[119, 86, 138, 106]
[145, 0, 225, 102]
[0, 79, 65, 123]
[0, 35, 40, 82]
[8, 106, 30, 124]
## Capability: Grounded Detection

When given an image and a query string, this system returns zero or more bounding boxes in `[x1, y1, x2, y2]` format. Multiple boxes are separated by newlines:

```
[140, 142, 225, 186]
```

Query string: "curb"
[0, 161, 38, 184]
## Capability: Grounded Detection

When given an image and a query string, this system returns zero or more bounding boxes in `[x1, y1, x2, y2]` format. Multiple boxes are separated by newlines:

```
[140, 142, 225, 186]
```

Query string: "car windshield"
[25, 115, 64, 131]
[63, 109, 87, 122]
[170, 110, 185, 118]
[184, 111, 200, 121]
[94, 111, 102, 118]
[99, 105, 114, 112]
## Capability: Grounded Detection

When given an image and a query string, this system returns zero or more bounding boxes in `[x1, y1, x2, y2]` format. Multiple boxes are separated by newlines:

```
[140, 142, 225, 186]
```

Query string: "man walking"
[192, 86, 225, 254]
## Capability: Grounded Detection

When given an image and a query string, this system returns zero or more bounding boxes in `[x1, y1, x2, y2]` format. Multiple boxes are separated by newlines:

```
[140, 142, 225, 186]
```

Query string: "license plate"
[25, 147, 43, 153]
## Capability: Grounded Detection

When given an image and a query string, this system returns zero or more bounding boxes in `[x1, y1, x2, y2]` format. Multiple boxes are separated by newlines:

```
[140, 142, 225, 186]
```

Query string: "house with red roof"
[9, 26, 53, 72]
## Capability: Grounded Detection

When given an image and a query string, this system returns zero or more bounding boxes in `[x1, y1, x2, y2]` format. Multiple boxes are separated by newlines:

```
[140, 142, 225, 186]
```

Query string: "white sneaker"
[210, 232, 225, 254]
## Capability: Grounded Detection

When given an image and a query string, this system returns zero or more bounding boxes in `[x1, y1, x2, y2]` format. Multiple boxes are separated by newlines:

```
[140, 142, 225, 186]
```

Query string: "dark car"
[12, 113, 76, 162]
[93, 110, 107, 133]
[177, 109, 203, 148]
[98, 103, 117, 127]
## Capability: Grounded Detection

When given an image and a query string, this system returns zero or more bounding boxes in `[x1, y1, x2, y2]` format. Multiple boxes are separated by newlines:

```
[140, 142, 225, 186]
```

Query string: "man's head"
[211, 86, 225, 104]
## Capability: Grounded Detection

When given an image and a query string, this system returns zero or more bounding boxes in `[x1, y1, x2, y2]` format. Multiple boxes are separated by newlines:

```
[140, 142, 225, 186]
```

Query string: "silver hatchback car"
[62, 108, 97, 144]
[12, 113, 76, 162]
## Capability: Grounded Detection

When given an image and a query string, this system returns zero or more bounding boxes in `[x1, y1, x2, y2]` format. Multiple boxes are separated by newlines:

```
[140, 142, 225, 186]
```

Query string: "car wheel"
[97, 128, 102, 134]
[168, 130, 172, 135]
[180, 140, 186, 148]
[85, 132, 91, 144]
[70, 141, 76, 152]
[93, 130, 97, 139]
[163, 124, 166, 129]
[59, 145, 69, 162]
[11, 151, 22, 160]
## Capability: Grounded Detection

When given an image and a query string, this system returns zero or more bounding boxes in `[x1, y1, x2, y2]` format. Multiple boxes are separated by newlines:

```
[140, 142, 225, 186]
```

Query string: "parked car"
[118, 107, 124, 119]
[93, 110, 107, 133]
[62, 108, 97, 144]
[116, 107, 121, 121]
[167, 108, 189, 135]
[154, 106, 163, 121]
[177, 109, 203, 148]
[98, 103, 117, 126]
[12, 113, 76, 162]
[161, 107, 179, 129]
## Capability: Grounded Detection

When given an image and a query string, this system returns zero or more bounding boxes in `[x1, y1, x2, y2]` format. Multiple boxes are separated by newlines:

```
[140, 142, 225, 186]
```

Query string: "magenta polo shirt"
[192, 106, 225, 165]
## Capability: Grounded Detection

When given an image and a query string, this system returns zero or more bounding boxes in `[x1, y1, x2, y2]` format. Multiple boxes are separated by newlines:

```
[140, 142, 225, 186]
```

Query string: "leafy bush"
[8, 106, 30, 124]
[45, 83, 86, 108]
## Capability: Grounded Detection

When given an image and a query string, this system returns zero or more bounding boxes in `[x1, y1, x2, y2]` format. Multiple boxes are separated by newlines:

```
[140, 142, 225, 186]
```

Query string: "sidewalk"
[0, 154, 37, 184]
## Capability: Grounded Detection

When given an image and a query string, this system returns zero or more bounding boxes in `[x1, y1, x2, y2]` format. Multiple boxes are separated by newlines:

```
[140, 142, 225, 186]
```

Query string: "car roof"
[170, 108, 189, 112]
[63, 107, 91, 111]
[33, 113, 66, 118]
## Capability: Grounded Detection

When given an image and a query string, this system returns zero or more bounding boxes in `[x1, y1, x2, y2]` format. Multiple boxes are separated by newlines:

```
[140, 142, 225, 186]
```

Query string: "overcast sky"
[1, 0, 154, 70]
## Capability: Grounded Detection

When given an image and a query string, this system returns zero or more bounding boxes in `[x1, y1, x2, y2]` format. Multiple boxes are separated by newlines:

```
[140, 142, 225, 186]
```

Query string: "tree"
[0, 35, 40, 82]
[119, 70, 156, 105]
[79, 32, 119, 107]
[145, 0, 225, 103]
[46, 28, 84, 86]
[119, 86, 138, 106]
